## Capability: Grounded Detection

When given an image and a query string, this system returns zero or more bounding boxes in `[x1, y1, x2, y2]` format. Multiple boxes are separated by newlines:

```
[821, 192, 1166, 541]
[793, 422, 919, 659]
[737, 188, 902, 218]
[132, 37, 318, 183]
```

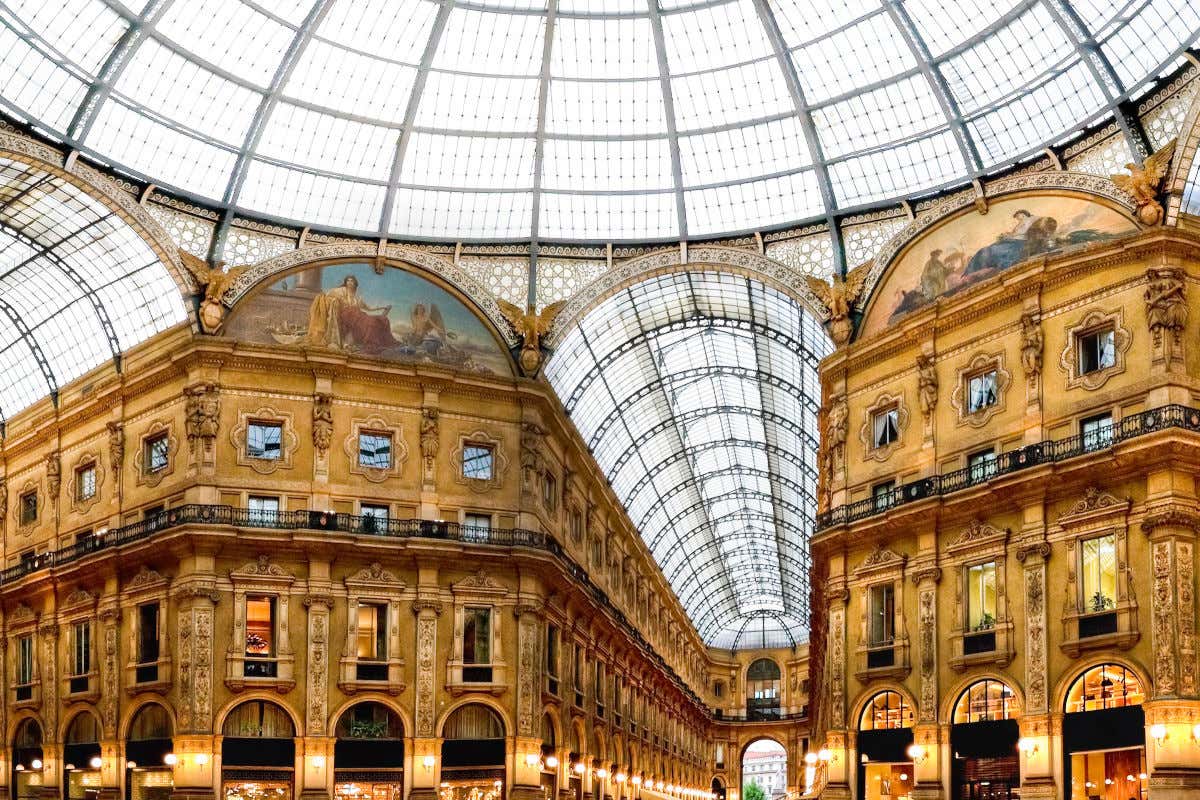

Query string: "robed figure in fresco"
[307, 275, 400, 353]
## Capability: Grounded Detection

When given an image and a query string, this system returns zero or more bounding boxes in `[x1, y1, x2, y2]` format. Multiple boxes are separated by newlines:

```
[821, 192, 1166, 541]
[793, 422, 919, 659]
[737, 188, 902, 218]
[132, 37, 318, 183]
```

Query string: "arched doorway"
[1062, 663, 1147, 799]
[950, 680, 1021, 800]
[440, 704, 506, 800]
[741, 739, 786, 800]
[333, 702, 404, 800]
[220, 700, 296, 800]
[857, 691, 914, 800]
[13, 718, 45, 800]
[745, 660, 781, 720]
[711, 776, 726, 800]
[126, 703, 174, 800]
[539, 713, 558, 800]
[64, 711, 103, 800]
[567, 724, 584, 800]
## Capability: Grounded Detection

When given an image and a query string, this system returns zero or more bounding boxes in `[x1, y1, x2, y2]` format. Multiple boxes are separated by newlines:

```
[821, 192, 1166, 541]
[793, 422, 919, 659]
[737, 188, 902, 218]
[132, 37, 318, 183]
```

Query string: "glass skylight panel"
[0, 21, 88, 133]
[903, 0, 1011, 56]
[255, 104, 397, 180]
[538, 191, 678, 240]
[316, 0, 440, 53]
[238, 161, 385, 230]
[416, 73, 540, 133]
[830, 129, 964, 206]
[85, 101, 238, 199]
[679, 117, 811, 186]
[283, 42, 418, 123]
[545, 78, 668, 136]
[1100, 0, 1199, 88]
[8, 0, 125, 75]
[114, 39, 263, 146]
[403, 132, 536, 190]
[670, 58, 793, 131]
[542, 137, 674, 192]
[388, 187, 534, 238]
[764, 0, 877, 49]
[661, 0, 774, 73]
[253, 0, 319, 24]
[551, 16, 659, 80]
[814, 75, 945, 159]
[789, 11, 916, 104]
[967, 62, 1105, 163]
[432, 8, 545, 75]
[940, 4, 1074, 114]
[0, 335, 49, 419]
[31, 297, 111, 386]
[684, 172, 823, 235]
[155, 1, 295, 89]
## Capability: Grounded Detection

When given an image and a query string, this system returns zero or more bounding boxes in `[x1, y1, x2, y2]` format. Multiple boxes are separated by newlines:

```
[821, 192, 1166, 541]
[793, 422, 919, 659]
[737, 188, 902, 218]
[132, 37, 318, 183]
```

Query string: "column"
[172, 586, 219, 800]
[411, 595, 443, 800]
[911, 565, 942, 800]
[302, 583, 334, 800]
[36, 619, 59, 800]
[1012, 538, 1055, 800]
[98, 591, 122, 800]
[512, 603, 545, 800]
[822, 581, 851, 800]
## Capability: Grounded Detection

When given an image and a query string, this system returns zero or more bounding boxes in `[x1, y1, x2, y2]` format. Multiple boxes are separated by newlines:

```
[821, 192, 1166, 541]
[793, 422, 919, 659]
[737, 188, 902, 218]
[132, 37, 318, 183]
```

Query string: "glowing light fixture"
[1150, 724, 1168, 743]
[422, 755, 436, 771]
[163, 754, 178, 766]
[89, 757, 103, 769]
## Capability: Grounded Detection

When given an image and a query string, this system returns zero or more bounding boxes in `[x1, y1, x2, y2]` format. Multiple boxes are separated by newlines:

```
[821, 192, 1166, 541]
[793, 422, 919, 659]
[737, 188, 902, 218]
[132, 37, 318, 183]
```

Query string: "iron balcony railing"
[816, 404, 1200, 532]
[1, 502, 713, 712]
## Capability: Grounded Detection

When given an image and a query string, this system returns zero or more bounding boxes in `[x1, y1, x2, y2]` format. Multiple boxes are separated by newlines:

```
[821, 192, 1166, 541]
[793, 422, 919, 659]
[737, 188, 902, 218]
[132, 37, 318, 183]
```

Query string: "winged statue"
[497, 299, 568, 375]
[1110, 137, 1176, 226]
[802, 261, 871, 346]
[180, 251, 250, 333]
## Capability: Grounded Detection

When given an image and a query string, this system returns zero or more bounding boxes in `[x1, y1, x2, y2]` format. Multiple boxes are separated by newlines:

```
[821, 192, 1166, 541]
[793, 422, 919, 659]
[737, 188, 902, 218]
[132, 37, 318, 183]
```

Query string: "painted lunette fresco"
[224, 262, 512, 376]
[860, 195, 1137, 337]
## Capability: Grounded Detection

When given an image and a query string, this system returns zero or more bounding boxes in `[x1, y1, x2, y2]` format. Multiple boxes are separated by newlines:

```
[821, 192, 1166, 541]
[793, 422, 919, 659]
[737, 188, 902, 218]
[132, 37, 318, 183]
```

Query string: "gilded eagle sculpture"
[497, 299, 568, 375]
[1110, 137, 1176, 226]
[802, 261, 871, 346]
[181, 251, 249, 333]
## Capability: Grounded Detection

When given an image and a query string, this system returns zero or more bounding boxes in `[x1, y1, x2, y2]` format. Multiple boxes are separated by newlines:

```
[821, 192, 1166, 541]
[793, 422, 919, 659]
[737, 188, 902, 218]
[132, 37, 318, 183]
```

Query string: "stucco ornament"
[802, 262, 870, 346]
[823, 393, 848, 473]
[1019, 313, 1043, 378]
[916, 354, 938, 420]
[1144, 267, 1187, 364]
[107, 421, 125, 478]
[45, 450, 61, 498]
[185, 383, 220, 442]
[312, 393, 333, 455]
[420, 407, 439, 482]
[498, 299, 567, 375]
[181, 251, 248, 333]
[1109, 137, 1176, 225]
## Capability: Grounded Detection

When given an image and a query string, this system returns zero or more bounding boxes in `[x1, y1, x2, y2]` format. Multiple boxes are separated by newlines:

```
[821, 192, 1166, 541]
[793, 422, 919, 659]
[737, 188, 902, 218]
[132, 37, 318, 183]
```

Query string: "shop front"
[440, 704, 507, 800]
[64, 712, 103, 800]
[539, 714, 558, 800]
[333, 702, 405, 800]
[12, 718, 45, 800]
[221, 701, 296, 800]
[1062, 664, 1147, 800]
[126, 703, 175, 800]
[949, 680, 1020, 800]
[856, 692, 915, 800]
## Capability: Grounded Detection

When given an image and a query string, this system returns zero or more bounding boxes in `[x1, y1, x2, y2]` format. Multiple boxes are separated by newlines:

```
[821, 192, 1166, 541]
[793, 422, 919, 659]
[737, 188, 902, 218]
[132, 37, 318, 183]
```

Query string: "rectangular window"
[137, 603, 160, 664]
[872, 480, 895, 512]
[573, 643, 584, 705]
[872, 406, 900, 448]
[356, 603, 387, 661]
[72, 620, 91, 676]
[966, 561, 997, 630]
[358, 432, 393, 469]
[967, 370, 998, 413]
[76, 464, 97, 501]
[569, 510, 583, 542]
[1079, 328, 1116, 374]
[16, 634, 33, 685]
[247, 495, 280, 524]
[1081, 534, 1117, 613]
[19, 492, 36, 525]
[246, 422, 283, 460]
[360, 503, 389, 524]
[1082, 413, 1114, 451]
[543, 473, 557, 508]
[868, 583, 895, 645]
[463, 513, 492, 542]
[245, 596, 275, 657]
[595, 660, 606, 715]
[462, 444, 494, 480]
[967, 449, 997, 482]
[145, 433, 169, 473]
[545, 624, 559, 679]
[463, 606, 491, 665]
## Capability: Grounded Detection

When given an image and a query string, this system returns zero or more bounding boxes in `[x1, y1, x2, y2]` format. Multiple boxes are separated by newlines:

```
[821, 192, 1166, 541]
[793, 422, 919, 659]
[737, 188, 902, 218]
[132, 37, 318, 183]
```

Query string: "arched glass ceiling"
[0, 1, 1196, 243]
[545, 272, 830, 649]
[0, 157, 187, 420]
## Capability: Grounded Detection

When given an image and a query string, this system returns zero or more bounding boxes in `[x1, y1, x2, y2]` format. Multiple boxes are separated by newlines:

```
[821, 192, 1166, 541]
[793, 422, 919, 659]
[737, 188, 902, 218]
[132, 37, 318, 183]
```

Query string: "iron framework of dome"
[0, 0, 1197, 247]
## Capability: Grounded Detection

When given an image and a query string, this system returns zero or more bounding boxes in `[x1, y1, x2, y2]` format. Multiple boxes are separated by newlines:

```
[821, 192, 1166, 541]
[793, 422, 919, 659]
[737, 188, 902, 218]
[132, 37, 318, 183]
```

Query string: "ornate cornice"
[1141, 506, 1200, 535]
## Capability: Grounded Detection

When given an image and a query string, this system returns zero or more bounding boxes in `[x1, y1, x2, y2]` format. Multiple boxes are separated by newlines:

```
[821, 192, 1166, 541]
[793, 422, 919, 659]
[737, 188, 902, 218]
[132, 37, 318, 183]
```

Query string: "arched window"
[746, 659, 781, 719]
[65, 712, 100, 745]
[858, 691, 912, 731]
[1065, 663, 1144, 713]
[222, 700, 295, 739]
[335, 702, 404, 740]
[221, 701, 294, 797]
[14, 719, 41, 750]
[125, 703, 174, 797]
[128, 704, 172, 742]
[442, 704, 506, 793]
[443, 704, 505, 741]
[541, 713, 557, 748]
[13, 719, 44, 800]
[952, 680, 1021, 723]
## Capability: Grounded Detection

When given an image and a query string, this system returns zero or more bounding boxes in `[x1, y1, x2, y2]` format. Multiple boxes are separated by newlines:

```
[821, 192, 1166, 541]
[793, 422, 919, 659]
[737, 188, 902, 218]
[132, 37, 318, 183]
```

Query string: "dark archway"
[856, 691, 914, 800]
[741, 738, 786, 800]
[441, 704, 506, 800]
[64, 711, 102, 800]
[745, 659, 781, 720]
[221, 700, 296, 800]
[950, 680, 1020, 800]
[126, 703, 174, 800]
[1062, 663, 1147, 799]
[333, 702, 404, 800]
[13, 718, 44, 800]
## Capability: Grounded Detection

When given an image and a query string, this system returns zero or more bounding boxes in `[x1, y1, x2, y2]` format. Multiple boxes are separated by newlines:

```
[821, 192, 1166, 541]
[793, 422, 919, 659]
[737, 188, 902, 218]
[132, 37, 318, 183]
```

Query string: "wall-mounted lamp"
[595, 767, 609, 780]
[574, 762, 586, 775]
[632, 775, 643, 786]
[803, 753, 817, 766]
[1017, 738, 1038, 756]
[311, 756, 326, 769]
[525, 753, 541, 768]
[195, 754, 210, 766]
[615, 772, 627, 784]
[546, 755, 560, 769]
[163, 754, 178, 766]
[1192, 723, 1200, 742]
[817, 749, 835, 764]
[89, 757, 103, 770]
[125, 761, 137, 770]
[30, 759, 42, 771]
[1150, 723, 1168, 744]
[15, 765, 24, 772]
[422, 755, 437, 772]
[905, 744, 926, 763]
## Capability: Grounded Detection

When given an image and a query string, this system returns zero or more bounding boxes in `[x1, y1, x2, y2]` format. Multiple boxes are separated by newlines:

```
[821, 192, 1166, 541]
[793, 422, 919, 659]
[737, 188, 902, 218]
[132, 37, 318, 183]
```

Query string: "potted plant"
[349, 718, 388, 738]
[973, 612, 996, 631]
[1089, 592, 1115, 612]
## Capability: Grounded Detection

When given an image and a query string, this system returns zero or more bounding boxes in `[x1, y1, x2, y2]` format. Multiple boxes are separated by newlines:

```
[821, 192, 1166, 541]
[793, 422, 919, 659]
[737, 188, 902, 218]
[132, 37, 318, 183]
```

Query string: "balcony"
[817, 405, 1200, 532]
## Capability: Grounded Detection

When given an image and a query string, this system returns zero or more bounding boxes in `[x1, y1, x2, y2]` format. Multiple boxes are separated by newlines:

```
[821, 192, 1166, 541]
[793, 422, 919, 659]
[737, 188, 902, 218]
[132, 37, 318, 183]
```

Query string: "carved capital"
[909, 566, 942, 585]
[1016, 541, 1052, 563]
[412, 599, 443, 616]
[303, 593, 335, 609]
[1141, 507, 1200, 536]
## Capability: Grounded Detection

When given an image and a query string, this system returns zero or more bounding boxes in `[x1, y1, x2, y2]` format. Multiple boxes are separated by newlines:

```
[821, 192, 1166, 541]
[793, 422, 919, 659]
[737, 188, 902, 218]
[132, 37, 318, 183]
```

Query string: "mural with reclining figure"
[223, 261, 513, 376]
[860, 194, 1137, 337]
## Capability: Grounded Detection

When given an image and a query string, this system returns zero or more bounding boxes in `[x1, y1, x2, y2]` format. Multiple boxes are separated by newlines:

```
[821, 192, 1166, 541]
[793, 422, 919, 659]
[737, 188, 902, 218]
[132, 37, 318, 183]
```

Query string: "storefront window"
[1063, 664, 1147, 800]
[859, 692, 911, 731]
[127, 703, 173, 800]
[952, 680, 1019, 724]
[1065, 664, 1143, 713]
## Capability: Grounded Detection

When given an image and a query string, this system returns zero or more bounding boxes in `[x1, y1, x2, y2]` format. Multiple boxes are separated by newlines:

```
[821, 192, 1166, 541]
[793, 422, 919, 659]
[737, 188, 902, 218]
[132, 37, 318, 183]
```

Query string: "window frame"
[1079, 533, 1118, 615]
[462, 442, 495, 480]
[967, 448, 997, 482]
[244, 594, 277, 659]
[871, 405, 900, 449]
[462, 605, 493, 666]
[1077, 326, 1117, 375]
[355, 601, 388, 662]
[246, 420, 284, 461]
[965, 368, 999, 415]
[1081, 411, 1114, 451]
[144, 432, 170, 473]
[867, 582, 895, 646]
[18, 491, 37, 526]
[71, 620, 92, 678]
[75, 462, 97, 502]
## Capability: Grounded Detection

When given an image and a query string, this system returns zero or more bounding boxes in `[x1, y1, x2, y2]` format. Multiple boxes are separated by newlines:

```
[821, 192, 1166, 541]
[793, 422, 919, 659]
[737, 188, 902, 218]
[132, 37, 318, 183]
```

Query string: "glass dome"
[0, 0, 1195, 243]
